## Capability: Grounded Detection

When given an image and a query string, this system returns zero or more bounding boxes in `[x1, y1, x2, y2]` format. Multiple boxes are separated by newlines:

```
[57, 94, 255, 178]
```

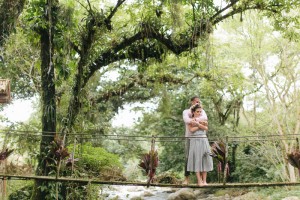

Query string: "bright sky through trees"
[0, 99, 35, 123]
[0, 98, 156, 127]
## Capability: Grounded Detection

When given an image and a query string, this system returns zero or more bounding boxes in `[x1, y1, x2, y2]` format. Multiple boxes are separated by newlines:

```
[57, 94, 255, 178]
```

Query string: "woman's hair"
[190, 103, 202, 113]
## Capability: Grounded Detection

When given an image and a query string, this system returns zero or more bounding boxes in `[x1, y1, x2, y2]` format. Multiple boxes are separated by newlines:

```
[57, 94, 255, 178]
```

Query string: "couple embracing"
[182, 96, 213, 186]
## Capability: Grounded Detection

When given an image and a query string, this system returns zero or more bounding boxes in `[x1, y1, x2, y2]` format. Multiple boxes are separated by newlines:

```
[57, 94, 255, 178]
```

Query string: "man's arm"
[201, 109, 208, 120]
[183, 109, 192, 124]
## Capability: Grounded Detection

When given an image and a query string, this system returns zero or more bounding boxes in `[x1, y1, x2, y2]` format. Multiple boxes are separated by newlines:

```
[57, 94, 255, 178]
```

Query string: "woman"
[187, 104, 213, 186]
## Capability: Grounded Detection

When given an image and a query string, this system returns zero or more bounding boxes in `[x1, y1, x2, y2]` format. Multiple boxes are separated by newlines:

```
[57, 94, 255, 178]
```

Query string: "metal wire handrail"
[0, 129, 300, 143]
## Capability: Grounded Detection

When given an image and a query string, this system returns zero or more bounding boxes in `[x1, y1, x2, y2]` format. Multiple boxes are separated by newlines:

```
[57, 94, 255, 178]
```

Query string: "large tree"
[1, 0, 300, 199]
[218, 10, 300, 182]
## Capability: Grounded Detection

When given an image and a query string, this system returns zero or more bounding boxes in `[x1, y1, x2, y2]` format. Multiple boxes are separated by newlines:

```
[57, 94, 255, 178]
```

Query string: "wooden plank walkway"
[0, 174, 300, 188]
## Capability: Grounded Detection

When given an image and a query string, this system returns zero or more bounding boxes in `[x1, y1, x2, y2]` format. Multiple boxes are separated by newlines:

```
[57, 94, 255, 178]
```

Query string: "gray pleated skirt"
[187, 131, 213, 172]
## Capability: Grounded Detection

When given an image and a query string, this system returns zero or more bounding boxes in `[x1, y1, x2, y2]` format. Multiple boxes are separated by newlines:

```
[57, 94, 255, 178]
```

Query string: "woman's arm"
[198, 123, 208, 131]
[188, 122, 208, 132]
[188, 124, 199, 132]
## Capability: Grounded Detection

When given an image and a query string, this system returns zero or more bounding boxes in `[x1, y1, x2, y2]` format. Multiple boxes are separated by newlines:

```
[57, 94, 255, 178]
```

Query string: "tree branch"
[0, 0, 26, 46]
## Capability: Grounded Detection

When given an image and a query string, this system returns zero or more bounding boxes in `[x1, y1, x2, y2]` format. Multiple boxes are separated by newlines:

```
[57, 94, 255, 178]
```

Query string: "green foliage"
[1, 0, 300, 197]
[0, 29, 40, 98]
[255, 186, 300, 200]
[134, 92, 189, 174]
[230, 143, 283, 183]
[8, 181, 33, 200]
[123, 158, 144, 181]
[156, 116, 185, 174]
[100, 127, 146, 166]
[0, 122, 41, 168]
[75, 143, 123, 175]
[64, 182, 100, 200]
[23, 0, 48, 31]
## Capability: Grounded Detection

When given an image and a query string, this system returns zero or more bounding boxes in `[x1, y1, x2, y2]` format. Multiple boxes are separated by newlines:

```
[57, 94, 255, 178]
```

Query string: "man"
[182, 96, 208, 185]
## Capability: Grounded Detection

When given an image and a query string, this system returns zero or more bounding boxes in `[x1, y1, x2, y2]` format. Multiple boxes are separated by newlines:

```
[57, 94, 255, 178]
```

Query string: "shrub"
[75, 143, 124, 179]
[9, 184, 33, 200]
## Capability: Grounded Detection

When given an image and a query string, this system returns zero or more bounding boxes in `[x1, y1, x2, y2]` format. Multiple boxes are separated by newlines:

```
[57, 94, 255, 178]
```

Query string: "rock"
[143, 191, 154, 197]
[167, 188, 196, 200]
[211, 194, 231, 200]
[224, 194, 230, 200]
[232, 192, 260, 200]
[130, 196, 143, 200]
[196, 194, 230, 200]
[207, 194, 215, 198]
[282, 197, 300, 200]
[102, 193, 110, 197]
[127, 186, 142, 192]
[110, 195, 121, 200]
[170, 188, 180, 193]
[193, 189, 203, 197]
[107, 185, 118, 191]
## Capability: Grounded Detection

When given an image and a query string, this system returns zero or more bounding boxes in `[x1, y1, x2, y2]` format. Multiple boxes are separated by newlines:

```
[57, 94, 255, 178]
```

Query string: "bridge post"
[223, 136, 229, 185]
[71, 137, 77, 176]
[151, 135, 155, 152]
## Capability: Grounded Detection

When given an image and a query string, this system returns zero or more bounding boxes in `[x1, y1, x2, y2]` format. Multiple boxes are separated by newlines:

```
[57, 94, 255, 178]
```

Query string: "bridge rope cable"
[0, 129, 299, 143]
[2, 129, 300, 137]
[0, 130, 299, 189]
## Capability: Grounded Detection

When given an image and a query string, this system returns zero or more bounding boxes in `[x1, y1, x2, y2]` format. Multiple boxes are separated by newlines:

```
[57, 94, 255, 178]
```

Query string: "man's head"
[190, 96, 201, 106]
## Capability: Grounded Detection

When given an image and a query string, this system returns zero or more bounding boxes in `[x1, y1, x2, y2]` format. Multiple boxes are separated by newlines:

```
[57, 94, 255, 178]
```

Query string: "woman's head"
[191, 104, 202, 117]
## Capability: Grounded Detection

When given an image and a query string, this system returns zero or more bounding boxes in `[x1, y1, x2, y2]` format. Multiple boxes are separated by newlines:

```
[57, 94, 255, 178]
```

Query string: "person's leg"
[196, 172, 203, 186]
[183, 138, 190, 184]
[183, 162, 190, 184]
[201, 172, 208, 185]
[183, 175, 189, 185]
[183, 157, 190, 184]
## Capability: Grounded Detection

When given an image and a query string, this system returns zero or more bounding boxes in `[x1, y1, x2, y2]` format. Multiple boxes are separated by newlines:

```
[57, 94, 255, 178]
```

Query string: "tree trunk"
[32, 1, 57, 199]
[288, 164, 296, 182]
[282, 141, 296, 182]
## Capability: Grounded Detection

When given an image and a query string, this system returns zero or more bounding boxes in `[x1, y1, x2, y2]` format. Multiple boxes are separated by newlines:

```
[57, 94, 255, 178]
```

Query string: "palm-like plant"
[211, 141, 225, 163]
[211, 141, 229, 182]
[287, 150, 300, 176]
[287, 139, 300, 176]
[50, 135, 69, 161]
[65, 153, 79, 167]
[0, 148, 14, 161]
[47, 135, 70, 177]
[139, 149, 159, 187]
